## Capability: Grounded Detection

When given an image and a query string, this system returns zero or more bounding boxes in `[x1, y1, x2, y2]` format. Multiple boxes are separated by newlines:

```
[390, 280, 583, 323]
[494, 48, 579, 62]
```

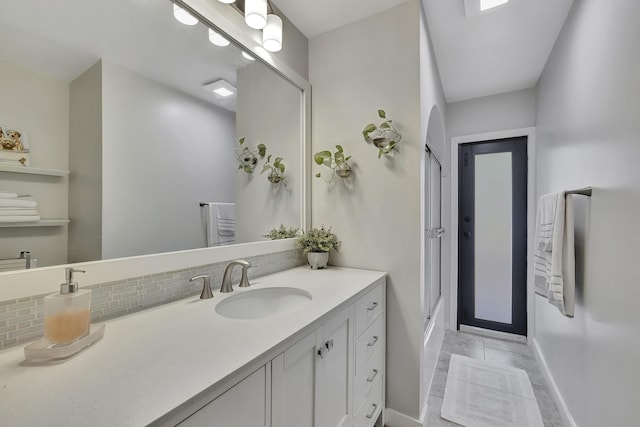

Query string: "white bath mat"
[441, 354, 544, 427]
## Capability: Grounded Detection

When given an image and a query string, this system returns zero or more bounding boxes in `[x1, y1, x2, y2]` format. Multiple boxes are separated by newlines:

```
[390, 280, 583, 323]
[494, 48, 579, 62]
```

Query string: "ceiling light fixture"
[262, 14, 282, 52]
[208, 28, 230, 46]
[217, 0, 235, 4]
[203, 80, 237, 98]
[242, 51, 255, 61]
[173, 4, 198, 26]
[245, 0, 268, 30]
[480, 0, 509, 11]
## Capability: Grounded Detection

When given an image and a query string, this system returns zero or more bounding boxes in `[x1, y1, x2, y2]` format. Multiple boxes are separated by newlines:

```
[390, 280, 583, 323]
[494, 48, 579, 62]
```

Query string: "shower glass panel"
[474, 152, 513, 324]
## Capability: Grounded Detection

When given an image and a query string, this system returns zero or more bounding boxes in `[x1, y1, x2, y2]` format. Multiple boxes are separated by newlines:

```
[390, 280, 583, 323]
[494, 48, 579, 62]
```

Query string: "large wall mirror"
[0, 0, 308, 271]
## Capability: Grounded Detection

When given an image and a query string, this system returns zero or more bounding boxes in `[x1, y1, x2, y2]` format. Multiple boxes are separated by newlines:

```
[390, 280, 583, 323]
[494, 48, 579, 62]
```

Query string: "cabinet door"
[271, 330, 321, 427]
[179, 366, 266, 427]
[317, 306, 353, 427]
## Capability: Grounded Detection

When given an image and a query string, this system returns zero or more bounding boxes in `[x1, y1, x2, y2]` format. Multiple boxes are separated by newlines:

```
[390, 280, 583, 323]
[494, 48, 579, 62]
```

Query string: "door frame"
[449, 127, 536, 343]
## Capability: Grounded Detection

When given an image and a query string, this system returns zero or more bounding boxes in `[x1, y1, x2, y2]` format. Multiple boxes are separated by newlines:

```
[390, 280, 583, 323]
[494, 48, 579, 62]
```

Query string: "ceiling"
[273, 0, 574, 103]
[0, 0, 254, 111]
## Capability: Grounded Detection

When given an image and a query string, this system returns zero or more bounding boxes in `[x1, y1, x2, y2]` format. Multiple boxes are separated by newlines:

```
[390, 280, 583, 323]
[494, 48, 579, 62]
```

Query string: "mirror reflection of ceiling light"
[173, 4, 198, 26]
[262, 14, 282, 52]
[218, 0, 235, 4]
[208, 29, 230, 46]
[480, 0, 509, 11]
[203, 80, 236, 98]
[245, 0, 268, 29]
[242, 51, 255, 61]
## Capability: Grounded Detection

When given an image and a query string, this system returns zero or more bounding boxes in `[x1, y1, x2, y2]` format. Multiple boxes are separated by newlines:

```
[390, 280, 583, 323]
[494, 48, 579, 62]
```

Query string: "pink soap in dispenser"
[44, 268, 91, 346]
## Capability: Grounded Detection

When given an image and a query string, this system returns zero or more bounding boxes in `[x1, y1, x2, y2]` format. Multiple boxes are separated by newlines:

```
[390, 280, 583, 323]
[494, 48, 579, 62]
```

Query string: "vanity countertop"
[0, 266, 385, 426]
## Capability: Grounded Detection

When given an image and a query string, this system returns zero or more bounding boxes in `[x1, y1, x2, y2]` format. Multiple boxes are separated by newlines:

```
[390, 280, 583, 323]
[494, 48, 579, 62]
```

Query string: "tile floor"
[426, 331, 564, 427]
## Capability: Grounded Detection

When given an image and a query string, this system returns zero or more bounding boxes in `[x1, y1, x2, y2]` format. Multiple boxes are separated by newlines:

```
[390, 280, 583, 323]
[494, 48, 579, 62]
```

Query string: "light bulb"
[208, 29, 230, 47]
[262, 14, 282, 52]
[245, 0, 267, 29]
[173, 4, 198, 26]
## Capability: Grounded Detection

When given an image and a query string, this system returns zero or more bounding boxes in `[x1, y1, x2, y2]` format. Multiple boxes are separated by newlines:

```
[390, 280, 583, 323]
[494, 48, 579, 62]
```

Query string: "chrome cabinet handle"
[325, 339, 334, 351]
[366, 301, 378, 311]
[366, 404, 378, 419]
[367, 336, 379, 347]
[317, 347, 328, 359]
[366, 369, 379, 383]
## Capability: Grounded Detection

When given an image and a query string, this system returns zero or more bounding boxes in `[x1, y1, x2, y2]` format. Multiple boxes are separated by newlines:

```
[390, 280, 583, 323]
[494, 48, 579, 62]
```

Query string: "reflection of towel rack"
[566, 187, 592, 196]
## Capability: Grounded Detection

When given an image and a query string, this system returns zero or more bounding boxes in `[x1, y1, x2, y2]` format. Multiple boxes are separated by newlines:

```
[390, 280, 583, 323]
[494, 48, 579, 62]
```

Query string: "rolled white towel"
[0, 191, 18, 199]
[0, 215, 40, 223]
[0, 208, 39, 216]
[0, 196, 37, 208]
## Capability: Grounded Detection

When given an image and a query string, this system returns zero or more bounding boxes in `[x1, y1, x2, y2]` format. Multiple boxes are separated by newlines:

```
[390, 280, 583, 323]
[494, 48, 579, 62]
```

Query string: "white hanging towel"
[216, 204, 236, 237]
[203, 202, 235, 246]
[533, 192, 576, 317]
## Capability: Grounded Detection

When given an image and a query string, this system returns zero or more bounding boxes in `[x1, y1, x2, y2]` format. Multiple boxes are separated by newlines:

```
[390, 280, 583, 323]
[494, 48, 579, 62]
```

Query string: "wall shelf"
[0, 219, 69, 228]
[0, 164, 70, 177]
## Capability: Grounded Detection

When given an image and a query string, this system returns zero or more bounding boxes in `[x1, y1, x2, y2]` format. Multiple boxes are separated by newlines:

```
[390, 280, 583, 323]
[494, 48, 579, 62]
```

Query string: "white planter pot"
[307, 252, 329, 270]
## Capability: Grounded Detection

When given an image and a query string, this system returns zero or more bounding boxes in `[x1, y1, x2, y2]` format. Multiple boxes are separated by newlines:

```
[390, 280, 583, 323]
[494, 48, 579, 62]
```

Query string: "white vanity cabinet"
[178, 366, 268, 427]
[271, 279, 385, 427]
[352, 283, 385, 427]
[272, 306, 353, 427]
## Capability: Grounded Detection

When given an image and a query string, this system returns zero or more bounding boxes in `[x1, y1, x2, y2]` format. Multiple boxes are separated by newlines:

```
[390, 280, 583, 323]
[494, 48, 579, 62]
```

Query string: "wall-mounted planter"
[362, 109, 402, 158]
[314, 145, 353, 187]
[236, 137, 267, 173]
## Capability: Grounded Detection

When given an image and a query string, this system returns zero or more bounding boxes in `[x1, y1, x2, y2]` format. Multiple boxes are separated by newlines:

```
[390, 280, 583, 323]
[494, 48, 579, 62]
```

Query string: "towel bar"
[566, 187, 592, 197]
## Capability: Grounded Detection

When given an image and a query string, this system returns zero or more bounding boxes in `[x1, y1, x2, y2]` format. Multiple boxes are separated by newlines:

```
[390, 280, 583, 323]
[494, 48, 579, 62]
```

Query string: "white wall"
[0, 61, 69, 267]
[101, 61, 236, 259]
[534, 1, 640, 426]
[310, 0, 446, 420]
[69, 61, 102, 263]
[446, 88, 537, 138]
[235, 61, 302, 242]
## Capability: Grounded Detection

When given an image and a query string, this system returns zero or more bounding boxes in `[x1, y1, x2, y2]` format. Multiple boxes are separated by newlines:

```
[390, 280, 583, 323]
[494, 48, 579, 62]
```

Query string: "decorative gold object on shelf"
[0, 127, 29, 166]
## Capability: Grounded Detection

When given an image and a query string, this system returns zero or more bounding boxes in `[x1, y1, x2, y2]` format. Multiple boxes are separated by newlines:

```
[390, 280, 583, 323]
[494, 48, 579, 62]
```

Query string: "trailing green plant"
[362, 109, 402, 158]
[263, 224, 300, 240]
[314, 145, 352, 182]
[296, 226, 341, 253]
[261, 154, 287, 186]
[236, 137, 267, 173]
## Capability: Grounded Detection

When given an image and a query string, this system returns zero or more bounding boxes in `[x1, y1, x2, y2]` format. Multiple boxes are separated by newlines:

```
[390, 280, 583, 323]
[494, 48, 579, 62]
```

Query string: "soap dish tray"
[24, 324, 106, 361]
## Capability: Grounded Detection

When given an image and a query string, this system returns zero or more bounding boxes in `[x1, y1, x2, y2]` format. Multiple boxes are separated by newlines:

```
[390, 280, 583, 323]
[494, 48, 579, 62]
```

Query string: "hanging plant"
[236, 137, 267, 173]
[261, 154, 287, 186]
[314, 145, 353, 182]
[362, 109, 402, 158]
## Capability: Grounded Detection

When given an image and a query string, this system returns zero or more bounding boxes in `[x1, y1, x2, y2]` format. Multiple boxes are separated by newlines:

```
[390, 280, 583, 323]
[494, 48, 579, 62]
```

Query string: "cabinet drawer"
[354, 347, 384, 412]
[353, 375, 383, 427]
[355, 314, 384, 374]
[355, 282, 384, 338]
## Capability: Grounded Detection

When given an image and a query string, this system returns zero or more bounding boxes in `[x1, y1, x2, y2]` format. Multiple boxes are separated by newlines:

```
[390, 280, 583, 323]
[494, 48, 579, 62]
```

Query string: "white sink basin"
[215, 287, 313, 320]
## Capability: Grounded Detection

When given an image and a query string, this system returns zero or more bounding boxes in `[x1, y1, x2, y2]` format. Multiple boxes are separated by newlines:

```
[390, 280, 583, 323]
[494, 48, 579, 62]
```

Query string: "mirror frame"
[0, 0, 311, 301]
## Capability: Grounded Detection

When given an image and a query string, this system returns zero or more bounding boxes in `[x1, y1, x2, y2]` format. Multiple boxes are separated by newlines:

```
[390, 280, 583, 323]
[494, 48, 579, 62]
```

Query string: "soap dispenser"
[44, 268, 91, 346]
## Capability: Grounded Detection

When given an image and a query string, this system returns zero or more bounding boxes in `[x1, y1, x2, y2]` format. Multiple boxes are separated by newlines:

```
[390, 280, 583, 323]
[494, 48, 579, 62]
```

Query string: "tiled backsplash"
[0, 249, 306, 350]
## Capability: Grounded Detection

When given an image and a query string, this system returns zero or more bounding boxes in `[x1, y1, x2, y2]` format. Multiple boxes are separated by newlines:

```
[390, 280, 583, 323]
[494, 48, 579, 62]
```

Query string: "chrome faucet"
[220, 260, 252, 293]
[190, 275, 213, 299]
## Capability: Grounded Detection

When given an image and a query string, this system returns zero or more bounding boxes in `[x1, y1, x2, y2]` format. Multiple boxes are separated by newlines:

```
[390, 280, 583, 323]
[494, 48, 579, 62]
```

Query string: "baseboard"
[384, 408, 423, 427]
[531, 338, 577, 427]
[459, 325, 527, 343]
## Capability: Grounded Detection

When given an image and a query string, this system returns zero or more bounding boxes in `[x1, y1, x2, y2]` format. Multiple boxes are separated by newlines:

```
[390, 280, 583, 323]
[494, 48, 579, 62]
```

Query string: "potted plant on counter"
[296, 226, 341, 270]
[263, 224, 300, 240]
